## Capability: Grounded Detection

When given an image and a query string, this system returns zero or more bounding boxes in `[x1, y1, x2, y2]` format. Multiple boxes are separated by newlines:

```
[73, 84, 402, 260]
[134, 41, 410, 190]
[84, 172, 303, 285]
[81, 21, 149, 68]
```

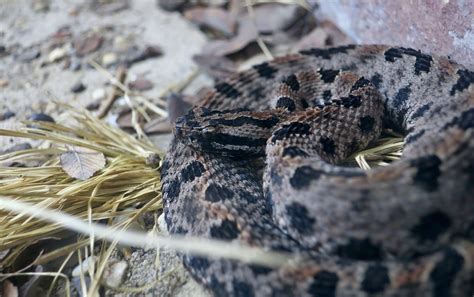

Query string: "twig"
[245, 0, 274, 60]
[97, 65, 127, 118]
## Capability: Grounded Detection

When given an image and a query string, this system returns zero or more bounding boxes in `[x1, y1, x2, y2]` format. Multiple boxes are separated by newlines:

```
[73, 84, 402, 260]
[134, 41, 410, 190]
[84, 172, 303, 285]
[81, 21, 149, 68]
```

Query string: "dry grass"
[0, 105, 163, 269]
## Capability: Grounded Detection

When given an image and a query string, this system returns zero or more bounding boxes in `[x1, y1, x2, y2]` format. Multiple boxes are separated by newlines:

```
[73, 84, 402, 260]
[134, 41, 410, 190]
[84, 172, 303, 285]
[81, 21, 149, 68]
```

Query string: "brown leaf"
[73, 33, 103, 57]
[2, 280, 18, 297]
[193, 54, 236, 79]
[293, 21, 352, 51]
[60, 146, 105, 180]
[143, 117, 171, 135]
[184, 7, 236, 37]
[201, 20, 257, 56]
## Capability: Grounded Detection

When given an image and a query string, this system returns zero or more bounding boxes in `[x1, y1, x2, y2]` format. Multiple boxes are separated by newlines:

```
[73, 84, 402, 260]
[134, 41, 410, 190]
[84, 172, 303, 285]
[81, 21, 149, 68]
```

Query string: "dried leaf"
[60, 146, 105, 180]
[193, 54, 237, 79]
[293, 21, 352, 51]
[184, 7, 236, 37]
[201, 20, 257, 56]
[73, 33, 103, 57]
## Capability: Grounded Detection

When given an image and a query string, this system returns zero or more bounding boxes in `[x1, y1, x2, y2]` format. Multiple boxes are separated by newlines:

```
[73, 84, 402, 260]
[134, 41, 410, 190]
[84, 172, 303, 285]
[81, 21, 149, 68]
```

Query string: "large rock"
[313, 0, 473, 67]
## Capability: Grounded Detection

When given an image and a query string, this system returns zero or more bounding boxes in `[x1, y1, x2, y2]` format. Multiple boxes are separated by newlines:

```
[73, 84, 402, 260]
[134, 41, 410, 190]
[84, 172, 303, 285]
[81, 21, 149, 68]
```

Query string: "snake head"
[174, 107, 279, 158]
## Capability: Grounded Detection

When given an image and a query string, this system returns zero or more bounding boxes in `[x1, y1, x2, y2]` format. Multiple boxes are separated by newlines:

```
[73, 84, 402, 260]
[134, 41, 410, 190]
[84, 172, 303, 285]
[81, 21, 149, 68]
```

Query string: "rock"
[92, 88, 107, 101]
[0, 110, 15, 121]
[0, 44, 7, 56]
[73, 33, 103, 57]
[70, 82, 86, 93]
[124, 45, 163, 66]
[2, 143, 32, 154]
[313, 0, 474, 68]
[72, 256, 96, 277]
[32, 0, 49, 12]
[128, 77, 153, 91]
[101, 52, 118, 67]
[69, 56, 82, 71]
[0, 78, 9, 88]
[48, 47, 67, 63]
[103, 260, 128, 288]
[86, 100, 101, 111]
[28, 113, 55, 123]
[16, 47, 41, 62]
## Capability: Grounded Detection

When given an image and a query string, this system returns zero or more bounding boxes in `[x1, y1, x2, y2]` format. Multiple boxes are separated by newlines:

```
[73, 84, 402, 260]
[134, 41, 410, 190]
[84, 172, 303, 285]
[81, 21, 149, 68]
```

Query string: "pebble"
[28, 113, 55, 123]
[48, 47, 67, 63]
[92, 88, 107, 101]
[16, 47, 41, 62]
[128, 77, 153, 91]
[103, 260, 128, 288]
[0, 44, 6, 56]
[0, 111, 15, 121]
[72, 256, 96, 277]
[70, 82, 86, 93]
[0, 79, 8, 88]
[86, 100, 101, 111]
[124, 45, 162, 66]
[2, 143, 32, 154]
[101, 52, 118, 67]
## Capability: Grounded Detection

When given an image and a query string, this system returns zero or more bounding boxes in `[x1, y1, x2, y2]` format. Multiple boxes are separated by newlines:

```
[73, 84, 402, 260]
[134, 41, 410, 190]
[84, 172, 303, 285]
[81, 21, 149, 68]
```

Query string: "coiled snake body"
[161, 45, 474, 296]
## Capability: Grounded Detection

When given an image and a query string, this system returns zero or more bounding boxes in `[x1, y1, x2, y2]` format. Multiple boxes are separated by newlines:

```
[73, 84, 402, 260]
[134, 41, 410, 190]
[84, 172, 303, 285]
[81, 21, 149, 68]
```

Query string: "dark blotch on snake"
[290, 166, 322, 189]
[209, 115, 279, 129]
[271, 122, 311, 143]
[335, 237, 383, 260]
[405, 129, 425, 144]
[276, 96, 296, 111]
[249, 264, 273, 275]
[299, 45, 356, 59]
[232, 280, 255, 297]
[210, 219, 239, 240]
[205, 183, 234, 202]
[393, 86, 412, 108]
[253, 62, 278, 79]
[411, 103, 432, 120]
[185, 256, 211, 274]
[351, 77, 372, 91]
[410, 155, 442, 192]
[318, 69, 340, 83]
[338, 95, 362, 108]
[282, 146, 309, 158]
[215, 82, 242, 99]
[165, 179, 181, 201]
[443, 107, 474, 131]
[285, 202, 316, 235]
[450, 69, 474, 96]
[322, 90, 332, 101]
[429, 248, 464, 297]
[411, 211, 452, 242]
[384, 47, 403, 62]
[180, 161, 205, 183]
[370, 73, 383, 88]
[319, 136, 336, 155]
[307, 270, 339, 297]
[359, 115, 376, 133]
[283, 74, 300, 91]
[361, 265, 390, 294]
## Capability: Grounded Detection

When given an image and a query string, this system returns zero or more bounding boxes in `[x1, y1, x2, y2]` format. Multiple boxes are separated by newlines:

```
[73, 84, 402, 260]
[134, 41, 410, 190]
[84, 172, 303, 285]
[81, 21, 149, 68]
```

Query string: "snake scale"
[161, 45, 474, 297]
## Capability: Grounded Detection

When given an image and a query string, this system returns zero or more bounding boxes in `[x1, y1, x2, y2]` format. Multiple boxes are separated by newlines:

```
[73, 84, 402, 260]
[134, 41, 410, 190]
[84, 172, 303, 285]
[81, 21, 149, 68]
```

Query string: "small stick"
[97, 65, 127, 119]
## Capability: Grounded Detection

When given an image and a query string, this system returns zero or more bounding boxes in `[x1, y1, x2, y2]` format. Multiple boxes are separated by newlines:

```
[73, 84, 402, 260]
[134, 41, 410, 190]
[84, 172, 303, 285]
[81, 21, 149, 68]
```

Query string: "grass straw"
[0, 105, 163, 270]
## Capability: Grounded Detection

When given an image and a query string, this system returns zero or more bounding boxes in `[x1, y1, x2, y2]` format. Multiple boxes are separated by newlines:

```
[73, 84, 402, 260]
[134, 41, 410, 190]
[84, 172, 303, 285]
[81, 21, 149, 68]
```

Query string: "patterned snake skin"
[161, 45, 474, 297]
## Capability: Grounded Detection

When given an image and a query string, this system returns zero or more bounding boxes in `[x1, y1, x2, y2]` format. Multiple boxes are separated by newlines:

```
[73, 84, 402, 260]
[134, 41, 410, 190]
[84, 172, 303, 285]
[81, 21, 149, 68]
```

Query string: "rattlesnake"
[161, 45, 474, 297]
